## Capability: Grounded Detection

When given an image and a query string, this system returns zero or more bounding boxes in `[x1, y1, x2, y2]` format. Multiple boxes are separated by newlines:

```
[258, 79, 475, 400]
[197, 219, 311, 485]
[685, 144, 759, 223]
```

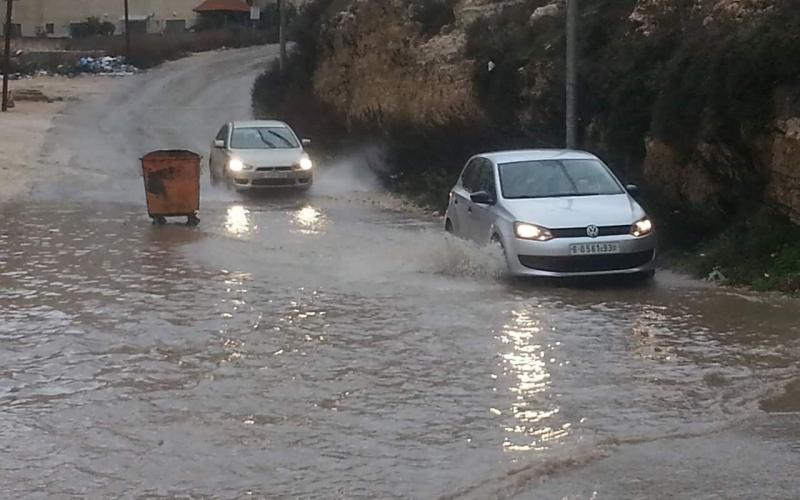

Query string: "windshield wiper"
[509, 192, 614, 199]
[256, 130, 278, 148]
[267, 130, 295, 148]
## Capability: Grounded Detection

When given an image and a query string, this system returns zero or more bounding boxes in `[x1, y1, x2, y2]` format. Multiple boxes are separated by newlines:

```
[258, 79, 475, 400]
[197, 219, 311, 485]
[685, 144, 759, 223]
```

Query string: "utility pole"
[124, 0, 131, 63]
[278, 0, 286, 76]
[565, 0, 578, 149]
[2, 0, 14, 112]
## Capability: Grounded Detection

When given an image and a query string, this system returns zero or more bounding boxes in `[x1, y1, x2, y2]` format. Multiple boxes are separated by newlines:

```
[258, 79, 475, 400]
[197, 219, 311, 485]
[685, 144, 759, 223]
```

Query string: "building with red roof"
[193, 0, 254, 29]
[193, 0, 253, 14]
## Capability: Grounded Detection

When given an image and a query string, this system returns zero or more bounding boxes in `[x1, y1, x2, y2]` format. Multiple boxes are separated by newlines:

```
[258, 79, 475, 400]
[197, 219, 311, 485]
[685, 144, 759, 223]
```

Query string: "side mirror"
[626, 184, 641, 197]
[213, 139, 225, 148]
[302, 138, 312, 147]
[470, 190, 495, 205]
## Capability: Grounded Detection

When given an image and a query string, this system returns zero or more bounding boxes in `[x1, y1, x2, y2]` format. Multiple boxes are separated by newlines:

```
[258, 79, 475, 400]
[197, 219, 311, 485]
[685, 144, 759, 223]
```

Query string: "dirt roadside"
[0, 76, 118, 203]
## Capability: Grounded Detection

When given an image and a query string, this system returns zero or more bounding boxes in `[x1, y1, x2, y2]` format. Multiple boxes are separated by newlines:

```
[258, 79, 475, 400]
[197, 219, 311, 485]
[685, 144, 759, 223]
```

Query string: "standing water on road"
[2, 47, 799, 498]
[3, 200, 799, 498]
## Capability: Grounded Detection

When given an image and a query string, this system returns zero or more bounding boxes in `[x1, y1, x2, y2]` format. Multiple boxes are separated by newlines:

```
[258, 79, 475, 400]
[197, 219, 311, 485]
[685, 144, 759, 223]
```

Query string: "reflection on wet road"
[2, 199, 799, 498]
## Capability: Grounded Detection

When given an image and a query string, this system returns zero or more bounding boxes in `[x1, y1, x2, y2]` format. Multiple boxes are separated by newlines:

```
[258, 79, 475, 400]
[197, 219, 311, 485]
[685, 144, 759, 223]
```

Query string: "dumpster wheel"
[152, 216, 167, 225]
[187, 214, 200, 226]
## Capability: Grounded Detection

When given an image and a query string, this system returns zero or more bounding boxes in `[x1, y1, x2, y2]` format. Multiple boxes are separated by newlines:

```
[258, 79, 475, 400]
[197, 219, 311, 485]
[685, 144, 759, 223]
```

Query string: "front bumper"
[504, 233, 657, 277]
[230, 170, 313, 190]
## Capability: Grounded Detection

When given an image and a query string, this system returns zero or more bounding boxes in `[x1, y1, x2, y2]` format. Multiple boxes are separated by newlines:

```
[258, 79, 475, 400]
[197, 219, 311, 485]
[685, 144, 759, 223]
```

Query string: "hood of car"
[502, 194, 645, 228]
[230, 148, 305, 168]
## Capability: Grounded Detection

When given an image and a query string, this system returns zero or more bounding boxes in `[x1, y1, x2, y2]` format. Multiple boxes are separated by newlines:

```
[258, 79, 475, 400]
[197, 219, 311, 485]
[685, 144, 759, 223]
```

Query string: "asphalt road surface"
[2, 46, 799, 499]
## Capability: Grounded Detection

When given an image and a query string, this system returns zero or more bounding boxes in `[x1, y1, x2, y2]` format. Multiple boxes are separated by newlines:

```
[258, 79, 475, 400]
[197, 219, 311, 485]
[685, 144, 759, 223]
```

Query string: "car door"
[210, 124, 229, 178]
[449, 157, 481, 238]
[468, 159, 499, 244]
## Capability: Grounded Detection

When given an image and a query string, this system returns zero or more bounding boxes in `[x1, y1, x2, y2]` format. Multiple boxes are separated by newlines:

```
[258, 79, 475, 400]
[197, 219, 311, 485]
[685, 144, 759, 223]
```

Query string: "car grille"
[519, 250, 655, 273]
[256, 166, 293, 172]
[550, 225, 632, 238]
[252, 178, 296, 186]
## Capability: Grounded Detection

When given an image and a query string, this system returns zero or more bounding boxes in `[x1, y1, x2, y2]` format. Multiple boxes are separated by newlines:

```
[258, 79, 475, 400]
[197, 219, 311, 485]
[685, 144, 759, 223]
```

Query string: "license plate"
[569, 242, 621, 255]
[259, 171, 287, 179]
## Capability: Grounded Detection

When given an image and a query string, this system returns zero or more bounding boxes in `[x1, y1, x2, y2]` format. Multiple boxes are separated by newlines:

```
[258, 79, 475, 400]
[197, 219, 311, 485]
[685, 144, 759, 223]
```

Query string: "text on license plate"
[569, 243, 621, 255]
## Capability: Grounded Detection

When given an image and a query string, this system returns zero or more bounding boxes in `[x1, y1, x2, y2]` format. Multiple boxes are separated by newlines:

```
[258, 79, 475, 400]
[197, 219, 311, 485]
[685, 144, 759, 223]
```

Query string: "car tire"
[445, 219, 454, 233]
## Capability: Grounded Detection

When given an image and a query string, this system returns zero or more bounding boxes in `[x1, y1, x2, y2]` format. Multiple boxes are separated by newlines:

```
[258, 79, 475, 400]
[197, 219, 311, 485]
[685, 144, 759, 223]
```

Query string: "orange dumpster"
[141, 150, 201, 225]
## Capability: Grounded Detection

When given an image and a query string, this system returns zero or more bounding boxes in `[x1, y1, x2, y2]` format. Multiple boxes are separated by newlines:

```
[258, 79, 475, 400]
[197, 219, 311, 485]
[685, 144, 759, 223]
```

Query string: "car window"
[230, 127, 300, 150]
[498, 159, 624, 199]
[476, 159, 496, 197]
[461, 158, 482, 193]
[215, 125, 228, 145]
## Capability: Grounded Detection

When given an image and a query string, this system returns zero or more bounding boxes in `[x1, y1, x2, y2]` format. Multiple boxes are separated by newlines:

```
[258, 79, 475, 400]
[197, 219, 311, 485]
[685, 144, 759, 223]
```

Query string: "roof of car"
[480, 149, 600, 163]
[232, 120, 290, 129]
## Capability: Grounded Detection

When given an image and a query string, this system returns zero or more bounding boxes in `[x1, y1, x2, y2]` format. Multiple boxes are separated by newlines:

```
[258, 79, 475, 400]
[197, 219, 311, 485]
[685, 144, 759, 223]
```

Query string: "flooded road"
[2, 47, 800, 498]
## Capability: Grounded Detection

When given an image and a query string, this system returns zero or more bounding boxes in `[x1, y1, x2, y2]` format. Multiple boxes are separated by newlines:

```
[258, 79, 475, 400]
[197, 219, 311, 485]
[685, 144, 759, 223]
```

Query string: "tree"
[70, 17, 116, 38]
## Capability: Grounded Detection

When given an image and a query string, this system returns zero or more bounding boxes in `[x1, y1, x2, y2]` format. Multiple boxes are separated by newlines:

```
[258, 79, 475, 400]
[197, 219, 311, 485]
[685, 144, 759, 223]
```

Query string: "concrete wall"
[10, 37, 69, 52]
[1, 0, 201, 37]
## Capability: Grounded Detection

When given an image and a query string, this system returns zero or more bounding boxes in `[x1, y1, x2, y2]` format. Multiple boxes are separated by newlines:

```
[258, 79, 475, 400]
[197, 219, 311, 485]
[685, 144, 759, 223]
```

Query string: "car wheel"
[445, 219, 454, 233]
[634, 269, 656, 283]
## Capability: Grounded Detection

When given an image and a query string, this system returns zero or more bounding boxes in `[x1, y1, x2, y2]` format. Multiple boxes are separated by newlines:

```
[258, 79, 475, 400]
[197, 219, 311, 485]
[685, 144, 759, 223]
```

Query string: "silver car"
[209, 120, 313, 191]
[444, 150, 657, 277]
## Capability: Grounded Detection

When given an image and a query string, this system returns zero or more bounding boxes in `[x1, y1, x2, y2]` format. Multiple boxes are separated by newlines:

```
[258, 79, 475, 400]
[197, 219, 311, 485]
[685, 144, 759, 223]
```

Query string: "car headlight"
[631, 217, 654, 237]
[514, 222, 553, 241]
[298, 157, 313, 171]
[229, 158, 245, 172]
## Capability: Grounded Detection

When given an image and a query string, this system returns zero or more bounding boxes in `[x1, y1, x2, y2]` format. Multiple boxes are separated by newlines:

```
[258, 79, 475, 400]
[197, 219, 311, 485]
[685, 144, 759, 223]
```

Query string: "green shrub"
[668, 208, 800, 294]
[70, 17, 116, 38]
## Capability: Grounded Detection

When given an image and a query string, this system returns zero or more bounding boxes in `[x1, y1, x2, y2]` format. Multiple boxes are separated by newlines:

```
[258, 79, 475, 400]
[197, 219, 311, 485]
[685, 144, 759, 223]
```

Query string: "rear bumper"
[504, 233, 657, 277]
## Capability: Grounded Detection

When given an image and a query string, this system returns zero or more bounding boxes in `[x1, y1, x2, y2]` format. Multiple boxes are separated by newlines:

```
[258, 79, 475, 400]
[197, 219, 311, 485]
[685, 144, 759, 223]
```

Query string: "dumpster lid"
[142, 150, 202, 160]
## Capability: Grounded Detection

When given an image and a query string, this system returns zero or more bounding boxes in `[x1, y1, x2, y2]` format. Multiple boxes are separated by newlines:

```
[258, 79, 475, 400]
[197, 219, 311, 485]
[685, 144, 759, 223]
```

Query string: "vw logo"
[586, 225, 600, 238]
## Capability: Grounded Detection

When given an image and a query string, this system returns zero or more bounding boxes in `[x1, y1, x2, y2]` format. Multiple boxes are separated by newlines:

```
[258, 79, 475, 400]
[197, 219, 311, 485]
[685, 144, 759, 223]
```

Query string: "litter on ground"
[76, 56, 139, 76]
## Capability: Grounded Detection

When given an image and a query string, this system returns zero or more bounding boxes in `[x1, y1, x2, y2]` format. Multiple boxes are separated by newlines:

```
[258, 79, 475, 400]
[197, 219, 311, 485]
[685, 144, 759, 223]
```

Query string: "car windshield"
[230, 127, 299, 149]
[498, 159, 624, 199]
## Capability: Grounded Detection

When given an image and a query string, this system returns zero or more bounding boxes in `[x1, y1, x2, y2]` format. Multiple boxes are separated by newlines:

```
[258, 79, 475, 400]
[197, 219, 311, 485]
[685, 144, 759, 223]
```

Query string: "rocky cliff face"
[300, 0, 799, 224]
[765, 89, 800, 223]
[311, 0, 491, 123]
[632, 0, 799, 224]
